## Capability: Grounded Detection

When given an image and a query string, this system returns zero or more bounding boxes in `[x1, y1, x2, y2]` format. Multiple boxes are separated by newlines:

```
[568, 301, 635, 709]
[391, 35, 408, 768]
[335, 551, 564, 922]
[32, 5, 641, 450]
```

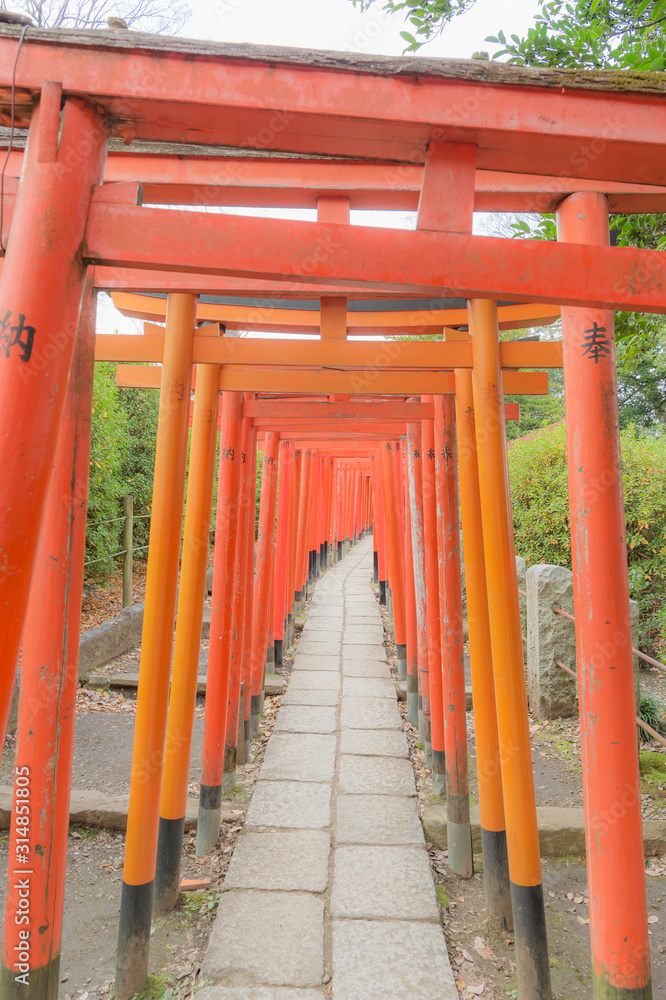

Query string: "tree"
[350, 0, 476, 50]
[3, 0, 191, 33]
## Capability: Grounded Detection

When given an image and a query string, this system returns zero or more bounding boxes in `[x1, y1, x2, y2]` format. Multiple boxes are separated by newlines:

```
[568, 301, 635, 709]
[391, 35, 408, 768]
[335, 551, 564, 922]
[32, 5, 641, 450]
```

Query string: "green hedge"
[509, 423, 666, 643]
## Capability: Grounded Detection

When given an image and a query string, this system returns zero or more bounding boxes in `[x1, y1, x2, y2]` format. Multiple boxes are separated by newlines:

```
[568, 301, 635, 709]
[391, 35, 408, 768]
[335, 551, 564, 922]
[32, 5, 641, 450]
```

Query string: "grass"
[436, 884, 449, 909]
[638, 694, 666, 742]
[639, 749, 666, 782]
[128, 972, 178, 999]
[175, 890, 222, 928]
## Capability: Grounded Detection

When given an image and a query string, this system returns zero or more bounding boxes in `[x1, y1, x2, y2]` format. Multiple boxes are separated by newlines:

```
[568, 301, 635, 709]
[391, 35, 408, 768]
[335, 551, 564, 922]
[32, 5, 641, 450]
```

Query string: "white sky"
[99, 0, 542, 337]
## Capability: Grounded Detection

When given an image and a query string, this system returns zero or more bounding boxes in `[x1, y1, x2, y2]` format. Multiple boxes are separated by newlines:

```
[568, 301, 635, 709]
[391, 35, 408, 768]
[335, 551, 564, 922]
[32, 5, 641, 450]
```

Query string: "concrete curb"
[422, 803, 666, 858]
[78, 567, 214, 675]
[0, 786, 245, 832]
[82, 672, 285, 698]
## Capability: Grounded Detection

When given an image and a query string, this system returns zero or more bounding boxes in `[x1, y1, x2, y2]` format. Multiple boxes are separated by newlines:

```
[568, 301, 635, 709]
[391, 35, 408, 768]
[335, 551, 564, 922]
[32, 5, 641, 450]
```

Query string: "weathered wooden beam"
[86, 207, 666, 313]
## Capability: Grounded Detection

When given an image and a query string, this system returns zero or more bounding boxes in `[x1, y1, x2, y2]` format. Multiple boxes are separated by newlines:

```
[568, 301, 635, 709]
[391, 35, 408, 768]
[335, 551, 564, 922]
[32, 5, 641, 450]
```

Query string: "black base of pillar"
[481, 828, 513, 932]
[379, 580, 387, 605]
[115, 880, 154, 1000]
[511, 881, 552, 998]
[154, 815, 186, 915]
[274, 638, 283, 667]
[373, 550, 378, 583]
[337, 541, 342, 559]
[1, 955, 61, 999]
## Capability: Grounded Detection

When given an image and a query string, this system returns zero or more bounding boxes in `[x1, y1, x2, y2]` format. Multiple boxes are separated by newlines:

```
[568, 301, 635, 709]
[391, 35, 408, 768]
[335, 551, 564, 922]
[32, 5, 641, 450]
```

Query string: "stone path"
[198, 536, 457, 1000]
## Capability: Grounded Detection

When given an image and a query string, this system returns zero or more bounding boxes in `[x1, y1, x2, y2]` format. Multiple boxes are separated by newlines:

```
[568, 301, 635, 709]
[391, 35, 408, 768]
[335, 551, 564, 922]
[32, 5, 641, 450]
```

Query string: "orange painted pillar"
[371, 452, 388, 604]
[421, 418, 442, 777]
[403, 446, 419, 728]
[469, 298, 551, 999]
[0, 279, 95, 999]
[223, 413, 253, 790]
[196, 390, 243, 856]
[115, 294, 196, 1000]
[380, 442, 407, 679]
[250, 431, 279, 735]
[557, 192, 652, 1000]
[293, 449, 311, 614]
[407, 423, 430, 754]
[0, 89, 107, 746]
[455, 368, 512, 931]
[287, 445, 301, 639]
[154, 361, 220, 914]
[274, 440, 292, 667]
[434, 394, 473, 877]
[242, 425, 258, 760]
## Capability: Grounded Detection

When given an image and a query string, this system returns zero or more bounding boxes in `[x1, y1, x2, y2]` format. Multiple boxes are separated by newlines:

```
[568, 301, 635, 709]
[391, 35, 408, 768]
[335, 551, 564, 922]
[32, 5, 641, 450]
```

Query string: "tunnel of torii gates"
[1, 25, 666, 1000]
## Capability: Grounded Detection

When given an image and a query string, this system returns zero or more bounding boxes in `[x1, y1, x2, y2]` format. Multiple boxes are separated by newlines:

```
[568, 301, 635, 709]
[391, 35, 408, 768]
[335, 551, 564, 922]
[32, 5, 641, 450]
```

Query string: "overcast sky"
[99, 0, 542, 336]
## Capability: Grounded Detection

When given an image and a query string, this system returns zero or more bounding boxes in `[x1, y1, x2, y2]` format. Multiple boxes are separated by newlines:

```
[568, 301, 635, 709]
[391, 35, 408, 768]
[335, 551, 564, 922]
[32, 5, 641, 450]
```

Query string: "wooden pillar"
[407, 424, 431, 770]
[421, 418, 442, 780]
[469, 298, 551, 1000]
[196, 391, 242, 857]
[0, 279, 96, 1000]
[557, 192, 652, 1000]
[434, 394, 472, 877]
[274, 440, 292, 667]
[380, 442, 407, 679]
[223, 414, 253, 790]
[115, 293, 196, 1000]
[0, 89, 107, 744]
[455, 368, 512, 931]
[250, 432, 279, 734]
[154, 361, 220, 913]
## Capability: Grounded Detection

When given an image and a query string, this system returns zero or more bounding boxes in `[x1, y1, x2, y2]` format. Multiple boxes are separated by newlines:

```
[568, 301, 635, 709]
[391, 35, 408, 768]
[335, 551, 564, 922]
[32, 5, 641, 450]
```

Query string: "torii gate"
[0, 24, 663, 1000]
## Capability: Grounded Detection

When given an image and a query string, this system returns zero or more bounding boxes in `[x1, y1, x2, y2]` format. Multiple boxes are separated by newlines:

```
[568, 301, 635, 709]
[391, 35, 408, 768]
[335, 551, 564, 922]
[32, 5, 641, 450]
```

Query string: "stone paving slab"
[306, 607, 343, 619]
[345, 615, 382, 625]
[261, 734, 336, 783]
[246, 781, 332, 829]
[292, 654, 340, 671]
[202, 891, 324, 987]
[288, 670, 340, 691]
[300, 629, 340, 644]
[303, 617, 344, 629]
[298, 640, 340, 656]
[274, 705, 337, 734]
[343, 627, 385, 643]
[196, 989, 324, 1000]
[341, 660, 391, 678]
[224, 829, 330, 891]
[342, 676, 395, 699]
[342, 643, 386, 661]
[338, 755, 416, 796]
[339, 728, 409, 758]
[335, 794, 425, 846]
[331, 921, 458, 1000]
[280, 689, 339, 707]
[340, 696, 403, 730]
[330, 846, 439, 921]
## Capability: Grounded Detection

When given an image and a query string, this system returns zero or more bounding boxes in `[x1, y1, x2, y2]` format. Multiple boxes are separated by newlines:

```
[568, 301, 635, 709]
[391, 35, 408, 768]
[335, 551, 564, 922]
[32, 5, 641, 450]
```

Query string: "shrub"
[86, 362, 128, 580]
[509, 423, 666, 633]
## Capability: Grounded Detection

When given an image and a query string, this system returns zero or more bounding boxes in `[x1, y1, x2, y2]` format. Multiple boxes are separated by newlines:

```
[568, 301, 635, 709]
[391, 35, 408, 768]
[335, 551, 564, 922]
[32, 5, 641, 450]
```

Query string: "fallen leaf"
[462, 949, 474, 963]
[574, 895, 584, 904]
[457, 978, 466, 993]
[467, 985, 485, 996]
[648, 915, 659, 924]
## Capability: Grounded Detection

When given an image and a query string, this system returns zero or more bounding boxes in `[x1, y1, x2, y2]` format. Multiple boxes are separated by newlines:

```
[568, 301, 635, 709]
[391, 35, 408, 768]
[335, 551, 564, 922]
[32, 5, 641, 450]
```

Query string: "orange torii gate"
[0, 25, 661, 1000]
